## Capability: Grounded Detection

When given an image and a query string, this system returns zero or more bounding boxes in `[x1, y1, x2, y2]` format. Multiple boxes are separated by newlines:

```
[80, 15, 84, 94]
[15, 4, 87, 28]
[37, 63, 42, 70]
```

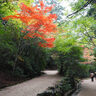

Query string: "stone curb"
[71, 82, 81, 96]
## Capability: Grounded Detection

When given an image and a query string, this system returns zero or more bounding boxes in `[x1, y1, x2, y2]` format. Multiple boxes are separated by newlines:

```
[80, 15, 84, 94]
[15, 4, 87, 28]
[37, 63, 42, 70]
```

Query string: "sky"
[59, 0, 73, 19]
[60, 0, 72, 12]
[60, 0, 78, 12]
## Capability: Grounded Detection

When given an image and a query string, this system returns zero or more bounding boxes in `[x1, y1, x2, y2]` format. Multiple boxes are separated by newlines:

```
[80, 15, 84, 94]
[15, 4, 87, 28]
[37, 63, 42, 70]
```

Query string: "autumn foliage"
[2, 0, 57, 48]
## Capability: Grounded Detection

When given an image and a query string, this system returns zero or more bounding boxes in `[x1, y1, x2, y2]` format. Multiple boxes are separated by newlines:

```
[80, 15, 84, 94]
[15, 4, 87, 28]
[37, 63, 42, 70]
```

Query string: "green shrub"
[13, 67, 24, 77]
[0, 20, 47, 78]
[56, 45, 83, 76]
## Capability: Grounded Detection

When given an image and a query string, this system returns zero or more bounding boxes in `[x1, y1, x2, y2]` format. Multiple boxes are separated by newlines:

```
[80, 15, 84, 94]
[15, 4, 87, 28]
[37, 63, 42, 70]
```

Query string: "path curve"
[76, 79, 96, 96]
[0, 70, 62, 96]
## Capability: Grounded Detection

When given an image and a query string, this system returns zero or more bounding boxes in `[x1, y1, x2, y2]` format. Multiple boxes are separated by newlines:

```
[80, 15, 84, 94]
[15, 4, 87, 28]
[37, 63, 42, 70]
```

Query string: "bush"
[56, 45, 83, 76]
[0, 20, 47, 78]
[13, 67, 24, 77]
[37, 76, 76, 96]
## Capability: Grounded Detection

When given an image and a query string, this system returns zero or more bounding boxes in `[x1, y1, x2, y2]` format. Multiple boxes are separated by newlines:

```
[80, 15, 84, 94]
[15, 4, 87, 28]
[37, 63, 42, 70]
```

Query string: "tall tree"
[34, 0, 64, 22]
[2, 0, 57, 48]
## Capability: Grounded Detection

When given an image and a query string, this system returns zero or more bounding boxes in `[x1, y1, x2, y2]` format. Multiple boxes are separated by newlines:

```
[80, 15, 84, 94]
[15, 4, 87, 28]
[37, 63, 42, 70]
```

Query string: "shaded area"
[0, 71, 33, 89]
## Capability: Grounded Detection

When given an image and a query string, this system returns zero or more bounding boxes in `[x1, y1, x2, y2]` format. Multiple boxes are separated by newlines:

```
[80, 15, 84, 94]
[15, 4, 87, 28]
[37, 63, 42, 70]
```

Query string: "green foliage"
[54, 34, 77, 53]
[67, 16, 96, 47]
[0, 25, 47, 77]
[67, 0, 96, 47]
[71, 0, 86, 11]
[0, 33, 47, 77]
[18, 0, 34, 5]
[59, 77, 72, 92]
[53, 34, 84, 77]
[13, 67, 24, 77]
[57, 45, 83, 76]
[87, 8, 96, 19]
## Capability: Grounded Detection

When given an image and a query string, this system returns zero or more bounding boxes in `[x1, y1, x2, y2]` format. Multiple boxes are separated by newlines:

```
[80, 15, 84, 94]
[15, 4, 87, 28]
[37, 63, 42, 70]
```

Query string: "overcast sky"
[60, 0, 71, 12]
[59, 0, 73, 19]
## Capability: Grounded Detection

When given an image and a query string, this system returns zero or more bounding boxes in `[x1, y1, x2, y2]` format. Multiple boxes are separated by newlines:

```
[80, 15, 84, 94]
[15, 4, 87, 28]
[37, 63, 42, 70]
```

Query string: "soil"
[0, 71, 30, 89]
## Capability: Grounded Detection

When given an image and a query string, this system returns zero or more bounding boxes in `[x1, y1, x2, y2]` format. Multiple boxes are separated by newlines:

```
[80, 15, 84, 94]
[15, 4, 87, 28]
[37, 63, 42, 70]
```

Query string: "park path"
[76, 79, 96, 96]
[0, 70, 62, 96]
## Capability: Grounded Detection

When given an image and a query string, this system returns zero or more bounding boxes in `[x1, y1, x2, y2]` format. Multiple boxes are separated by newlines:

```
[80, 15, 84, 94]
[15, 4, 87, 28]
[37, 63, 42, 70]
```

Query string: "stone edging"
[70, 82, 81, 96]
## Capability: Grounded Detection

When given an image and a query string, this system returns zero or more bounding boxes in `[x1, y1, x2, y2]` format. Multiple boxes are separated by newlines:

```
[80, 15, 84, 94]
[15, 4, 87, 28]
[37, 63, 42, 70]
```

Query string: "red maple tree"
[2, 0, 57, 48]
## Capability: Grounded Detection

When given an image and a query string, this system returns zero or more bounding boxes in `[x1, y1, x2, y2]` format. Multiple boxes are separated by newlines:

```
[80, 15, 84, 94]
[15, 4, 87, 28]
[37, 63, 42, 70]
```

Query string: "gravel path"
[77, 79, 96, 96]
[0, 70, 62, 96]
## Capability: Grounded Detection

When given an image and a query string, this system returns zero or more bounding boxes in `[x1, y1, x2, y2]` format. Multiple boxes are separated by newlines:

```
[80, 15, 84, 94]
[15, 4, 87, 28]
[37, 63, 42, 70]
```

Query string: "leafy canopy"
[2, 0, 57, 48]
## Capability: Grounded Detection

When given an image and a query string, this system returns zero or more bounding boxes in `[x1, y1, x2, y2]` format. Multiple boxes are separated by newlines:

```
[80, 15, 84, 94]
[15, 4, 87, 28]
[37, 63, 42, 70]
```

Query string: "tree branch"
[82, 23, 96, 47]
[67, 0, 94, 17]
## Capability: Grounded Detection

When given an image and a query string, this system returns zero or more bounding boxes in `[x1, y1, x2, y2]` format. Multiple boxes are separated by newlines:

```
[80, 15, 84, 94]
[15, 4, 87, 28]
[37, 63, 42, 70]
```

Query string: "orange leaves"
[39, 0, 44, 9]
[44, 38, 55, 43]
[38, 42, 54, 48]
[38, 38, 55, 48]
[2, 0, 57, 48]
[44, 6, 53, 13]
[48, 14, 57, 20]
[2, 15, 19, 20]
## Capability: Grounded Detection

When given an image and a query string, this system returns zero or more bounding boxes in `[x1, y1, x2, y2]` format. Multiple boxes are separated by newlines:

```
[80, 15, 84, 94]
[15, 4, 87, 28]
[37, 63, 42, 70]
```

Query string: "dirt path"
[76, 79, 96, 96]
[0, 70, 62, 96]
